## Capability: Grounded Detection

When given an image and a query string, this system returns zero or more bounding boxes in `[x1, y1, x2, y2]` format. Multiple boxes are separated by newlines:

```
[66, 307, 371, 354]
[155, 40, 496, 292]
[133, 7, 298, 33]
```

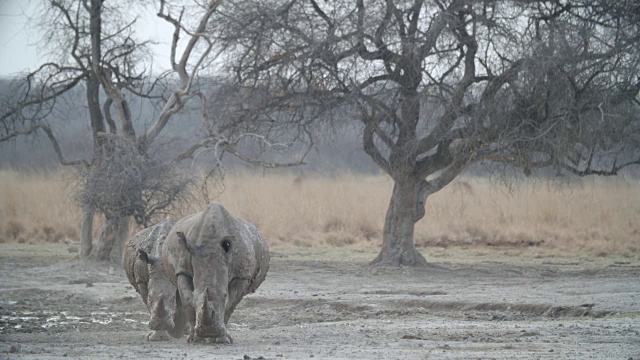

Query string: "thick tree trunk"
[80, 204, 95, 258]
[370, 179, 428, 268]
[94, 216, 130, 264]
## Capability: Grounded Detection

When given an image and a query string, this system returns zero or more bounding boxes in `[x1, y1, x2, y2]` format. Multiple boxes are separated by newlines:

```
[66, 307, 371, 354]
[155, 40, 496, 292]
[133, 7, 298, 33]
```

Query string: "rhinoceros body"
[123, 219, 187, 341]
[163, 202, 269, 343]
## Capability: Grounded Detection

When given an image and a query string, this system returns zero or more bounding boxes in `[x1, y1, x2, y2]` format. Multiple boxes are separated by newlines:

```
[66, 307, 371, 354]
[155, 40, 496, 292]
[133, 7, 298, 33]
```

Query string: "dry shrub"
[357, 222, 380, 241]
[323, 217, 345, 233]
[1, 168, 638, 257]
[414, 234, 450, 248]
[324, 232, 357, 247]
[5, 220, 25, 240]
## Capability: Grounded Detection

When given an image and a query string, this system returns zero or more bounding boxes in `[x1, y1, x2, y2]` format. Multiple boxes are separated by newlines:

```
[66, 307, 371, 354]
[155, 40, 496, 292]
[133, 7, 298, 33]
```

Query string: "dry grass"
[0, 170, 81, 244]
[417, 177, 640, 257]
[1, 169, 638, 256]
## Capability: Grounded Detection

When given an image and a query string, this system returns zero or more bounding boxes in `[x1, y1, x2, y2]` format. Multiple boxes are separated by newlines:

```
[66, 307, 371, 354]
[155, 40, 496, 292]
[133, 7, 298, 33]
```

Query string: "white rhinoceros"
[162, 202, 270, 344]
[123, 219, 188, 341]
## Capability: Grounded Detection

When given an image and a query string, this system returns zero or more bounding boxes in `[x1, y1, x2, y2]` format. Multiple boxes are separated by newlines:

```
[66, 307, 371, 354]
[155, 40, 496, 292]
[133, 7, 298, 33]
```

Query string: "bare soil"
[1, 243, 639, 359]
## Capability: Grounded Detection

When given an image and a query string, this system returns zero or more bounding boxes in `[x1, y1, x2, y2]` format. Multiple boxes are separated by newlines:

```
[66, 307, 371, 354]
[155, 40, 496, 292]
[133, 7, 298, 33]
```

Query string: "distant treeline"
[0, 76, 380, 174]
[1, 77, 637, 178]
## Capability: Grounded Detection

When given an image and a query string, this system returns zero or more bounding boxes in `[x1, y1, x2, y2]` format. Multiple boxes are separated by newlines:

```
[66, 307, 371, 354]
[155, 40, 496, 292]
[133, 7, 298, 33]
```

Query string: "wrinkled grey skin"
[123, 219, 187, 341]
[163, 202, 270, 344]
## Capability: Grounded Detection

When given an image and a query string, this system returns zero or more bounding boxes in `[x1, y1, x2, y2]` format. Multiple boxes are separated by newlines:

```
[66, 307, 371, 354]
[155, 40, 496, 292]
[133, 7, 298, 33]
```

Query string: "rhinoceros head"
[178, 231, 233, 340]
[137, 248, 180, 334]
[167, 204, 240, 343]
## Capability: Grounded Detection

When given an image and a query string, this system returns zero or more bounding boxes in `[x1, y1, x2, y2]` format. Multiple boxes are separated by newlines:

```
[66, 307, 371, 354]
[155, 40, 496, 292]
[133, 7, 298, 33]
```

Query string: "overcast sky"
[0, 1, 39, 76]
[0, 0, 179, 77]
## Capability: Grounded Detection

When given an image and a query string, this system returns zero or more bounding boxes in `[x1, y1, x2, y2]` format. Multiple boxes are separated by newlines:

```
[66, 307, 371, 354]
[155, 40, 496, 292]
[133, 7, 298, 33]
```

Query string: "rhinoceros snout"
[194, 289, 227, 338]
[194, 324, 227, 338]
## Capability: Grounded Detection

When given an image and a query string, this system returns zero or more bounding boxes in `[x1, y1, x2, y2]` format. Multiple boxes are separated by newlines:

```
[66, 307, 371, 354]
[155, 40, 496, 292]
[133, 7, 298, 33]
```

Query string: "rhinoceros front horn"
[153, 298, 166, 320]
[198, 287, 213, 327]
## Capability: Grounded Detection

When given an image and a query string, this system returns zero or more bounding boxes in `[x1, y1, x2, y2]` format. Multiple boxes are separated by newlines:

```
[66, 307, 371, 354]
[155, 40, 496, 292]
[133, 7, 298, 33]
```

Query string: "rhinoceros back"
[124, 220, 174, 292]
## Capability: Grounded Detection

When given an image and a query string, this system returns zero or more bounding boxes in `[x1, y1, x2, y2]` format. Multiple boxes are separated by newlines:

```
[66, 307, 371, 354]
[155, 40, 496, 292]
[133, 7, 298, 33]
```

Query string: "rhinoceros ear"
[137, 249, 151, 264]
[176, 232, 191, 253]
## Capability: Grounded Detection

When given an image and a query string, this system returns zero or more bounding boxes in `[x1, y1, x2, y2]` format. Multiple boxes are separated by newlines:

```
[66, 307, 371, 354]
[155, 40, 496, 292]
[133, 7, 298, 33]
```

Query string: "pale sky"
[0, 0, 180, 77]
[0, 1, 39, 76]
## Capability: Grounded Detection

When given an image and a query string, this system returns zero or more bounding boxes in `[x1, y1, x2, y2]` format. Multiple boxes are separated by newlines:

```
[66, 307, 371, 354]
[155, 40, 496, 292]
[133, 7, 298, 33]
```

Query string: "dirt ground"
[1, 243, 639, 360]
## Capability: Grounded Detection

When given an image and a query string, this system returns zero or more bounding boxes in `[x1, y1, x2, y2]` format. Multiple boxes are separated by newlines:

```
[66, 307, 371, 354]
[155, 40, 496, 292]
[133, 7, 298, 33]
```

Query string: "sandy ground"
[1, 243, 639, 360]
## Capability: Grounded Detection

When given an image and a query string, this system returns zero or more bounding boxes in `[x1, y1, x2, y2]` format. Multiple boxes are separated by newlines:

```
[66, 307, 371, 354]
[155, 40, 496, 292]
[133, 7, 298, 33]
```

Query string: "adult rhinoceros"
[123, 219, 187, 341]
[162, 202, 269, 344]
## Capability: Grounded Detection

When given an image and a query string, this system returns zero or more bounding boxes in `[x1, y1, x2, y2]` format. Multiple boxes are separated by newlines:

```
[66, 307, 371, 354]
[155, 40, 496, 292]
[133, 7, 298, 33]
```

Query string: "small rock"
[86, 283, 94, 288]
[243, 355, 251, 360]
[63, 353, 68, 357]
[9, 344, 21, 353]
[310, 355, 314, 358]
[549, 349, 554, 352]
[274, 341, 281, 345]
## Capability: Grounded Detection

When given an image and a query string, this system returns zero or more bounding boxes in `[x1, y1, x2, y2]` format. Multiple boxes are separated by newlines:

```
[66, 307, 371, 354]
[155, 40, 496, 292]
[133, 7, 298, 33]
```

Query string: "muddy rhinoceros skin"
[162, 202, 270, 344]
[123, 219, 188, 341]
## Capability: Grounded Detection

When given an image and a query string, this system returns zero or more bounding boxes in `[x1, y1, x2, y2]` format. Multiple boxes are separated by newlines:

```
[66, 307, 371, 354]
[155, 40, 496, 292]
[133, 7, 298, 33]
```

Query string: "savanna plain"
[1, 169, 639, 359]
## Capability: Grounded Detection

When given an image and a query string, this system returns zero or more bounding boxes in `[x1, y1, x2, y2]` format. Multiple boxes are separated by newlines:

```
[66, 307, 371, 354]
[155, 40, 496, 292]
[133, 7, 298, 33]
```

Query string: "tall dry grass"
[0, 170, 81, 244]
[0, 169, 638, 256]
[418, 177, 640, 256]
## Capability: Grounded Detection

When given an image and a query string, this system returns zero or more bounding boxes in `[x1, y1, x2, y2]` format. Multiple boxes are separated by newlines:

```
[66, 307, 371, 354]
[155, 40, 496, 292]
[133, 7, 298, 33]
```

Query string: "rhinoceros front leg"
[176, 275, 198, 343]
[138, 282, 167, 342]
[225, 279, 250, 325]
[168, 291, 188, 339]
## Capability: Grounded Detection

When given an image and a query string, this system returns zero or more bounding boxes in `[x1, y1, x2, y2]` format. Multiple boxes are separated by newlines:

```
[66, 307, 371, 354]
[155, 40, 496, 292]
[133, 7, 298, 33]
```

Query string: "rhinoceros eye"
[221, 238, 231, 253]
[138, 249, 151, 264]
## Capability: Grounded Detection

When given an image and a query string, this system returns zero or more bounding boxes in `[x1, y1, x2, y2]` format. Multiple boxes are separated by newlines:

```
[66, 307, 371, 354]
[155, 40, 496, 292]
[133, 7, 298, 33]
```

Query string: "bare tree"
[1, 0, 309, 263]
[0, 0, 153, 260]
[217, 0, 640, 267]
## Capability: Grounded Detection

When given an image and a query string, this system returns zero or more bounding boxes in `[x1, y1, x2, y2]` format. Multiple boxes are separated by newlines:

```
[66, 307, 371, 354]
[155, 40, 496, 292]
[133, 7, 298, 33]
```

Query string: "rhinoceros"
[162, 202, 269, 344]
[123, 219, 187, 341]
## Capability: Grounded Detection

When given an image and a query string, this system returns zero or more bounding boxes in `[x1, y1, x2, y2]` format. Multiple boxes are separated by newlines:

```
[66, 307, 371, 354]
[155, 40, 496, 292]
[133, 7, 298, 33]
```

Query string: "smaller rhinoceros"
[123, 218, 187, 341]
[163, 202, 270, 344]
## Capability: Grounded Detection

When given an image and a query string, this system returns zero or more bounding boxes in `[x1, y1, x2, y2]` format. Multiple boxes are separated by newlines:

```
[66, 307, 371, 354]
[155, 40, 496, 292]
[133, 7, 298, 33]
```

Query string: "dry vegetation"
[0, 169, 638, 257]
[0, 170, 81, 244]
